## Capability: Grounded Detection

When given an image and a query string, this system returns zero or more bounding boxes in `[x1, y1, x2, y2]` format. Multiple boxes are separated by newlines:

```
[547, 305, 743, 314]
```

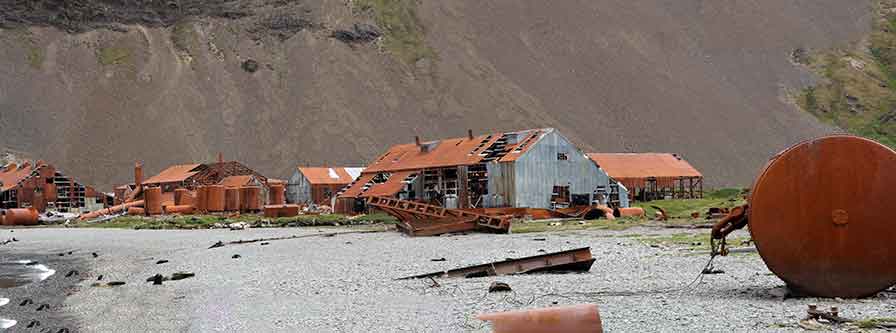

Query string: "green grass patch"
[793, 0, 896, 148]
[510, 217, 648, 234]
[78, 212, 398, 230]
[97, 46, 131, 65]
[636, 188, 747, 219]
[171, 21, 198, 55]
[636, 232, 751, 252]
[353, 0, 435, 63]
[854, 317, 896, 329]
[26, 46, 43, 69]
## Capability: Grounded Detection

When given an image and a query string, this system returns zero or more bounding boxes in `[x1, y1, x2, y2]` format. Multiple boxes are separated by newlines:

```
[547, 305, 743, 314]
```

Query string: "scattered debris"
[651, 206, 668, 221]
[400, 247, 596, 279]
[701, 267, 724, 275]
[92, 252, 99, 258]
[19, 298, 32, 306]
[106, 281, 126, 286]
[259, 242, 270, 246]
[478, 303, 603, 333]
[533, 238, 547, 241]
[26, 320, 39, 328]
[96, 275, 103, 281]
[210, 230, 380, 248]
[64, 270, 79, 277]
[242, 59, 259, 73]
[430, 258, 446, 262]
[209, 241, 225, 249]
[147, 274, 165, 285]
[488, 281, 512, 293]
[367, 196, 511, 236]
[228, 222, 249, 230]
[156, 260, 169, 265]
[170, 272, 195, 281]
[232, 254, 241, 259]
[36, 304, 49, 311]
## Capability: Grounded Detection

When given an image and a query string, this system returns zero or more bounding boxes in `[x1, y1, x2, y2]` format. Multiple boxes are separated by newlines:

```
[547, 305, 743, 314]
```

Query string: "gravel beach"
[1, 226, 894, 332]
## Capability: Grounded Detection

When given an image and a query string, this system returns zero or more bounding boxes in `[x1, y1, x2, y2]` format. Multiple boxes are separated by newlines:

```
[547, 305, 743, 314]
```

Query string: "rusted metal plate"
[400, 247, 595, 279]
[749, 135, 896, 298]
[478, 304, 603, 333]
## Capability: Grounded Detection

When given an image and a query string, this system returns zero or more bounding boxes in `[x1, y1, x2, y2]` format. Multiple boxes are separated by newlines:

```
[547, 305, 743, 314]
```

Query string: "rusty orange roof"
[298, 167, 364, 185]
[364, 128, 549, 173]
[219, 175, 255, 188]
[143, 164, 202, 184]
[587, 153, 702, 180]
[0, 162, 42, 192]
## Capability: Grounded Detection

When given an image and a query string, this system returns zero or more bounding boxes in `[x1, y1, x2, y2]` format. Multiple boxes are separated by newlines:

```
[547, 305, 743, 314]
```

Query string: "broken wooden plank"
[399, 247, 596, 279]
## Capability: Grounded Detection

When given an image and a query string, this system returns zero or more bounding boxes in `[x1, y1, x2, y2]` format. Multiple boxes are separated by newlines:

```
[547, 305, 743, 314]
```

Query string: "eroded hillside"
[0, 0, 873, 189]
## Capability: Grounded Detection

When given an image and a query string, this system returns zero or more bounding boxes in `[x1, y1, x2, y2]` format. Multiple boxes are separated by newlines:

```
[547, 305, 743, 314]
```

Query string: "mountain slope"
[0, 0, 872, 189]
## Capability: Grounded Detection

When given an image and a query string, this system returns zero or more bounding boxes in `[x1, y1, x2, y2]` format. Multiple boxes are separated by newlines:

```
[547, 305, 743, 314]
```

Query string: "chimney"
[134, 161, 143, 187]
[217, 152, 224, 164]
[415, 136, 421, 146]
[468, 129, 474, 140]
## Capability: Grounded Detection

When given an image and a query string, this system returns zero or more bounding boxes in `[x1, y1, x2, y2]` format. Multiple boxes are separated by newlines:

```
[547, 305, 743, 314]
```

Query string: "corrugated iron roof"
[143, 164, 202, 184]
[0, 163, 41, 192]
[364, 128, 549, 173]
[218, 175, 255, 188]
[360, 170, 416, 197]
[299, 167, 364, 185]
[587, 153, 702, 180]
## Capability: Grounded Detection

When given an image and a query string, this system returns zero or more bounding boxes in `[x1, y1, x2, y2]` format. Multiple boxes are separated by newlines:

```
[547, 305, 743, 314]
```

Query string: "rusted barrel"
[225, 187, 240, 211]
[269, 184, 285, 205]
[242, 186, 261, 212]
[749, 135, 896, 298]
[144, 187, 163, 216]
[477, 304, 603, 333]
[206, 185, 225, 212]
[617, 207, 645, 218]
[195, 186, 208, 212]
[3, 208, 39, 226]
[164, 205, 194, 215]
[127, 207, 145, 216]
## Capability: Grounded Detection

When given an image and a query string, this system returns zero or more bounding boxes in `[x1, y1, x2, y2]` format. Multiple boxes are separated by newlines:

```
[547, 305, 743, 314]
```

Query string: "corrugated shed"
[363, 129, 548, 173]
[143, 164, 202, 184]
[587, 153, 702, 189]
[298, 167, 363, 185]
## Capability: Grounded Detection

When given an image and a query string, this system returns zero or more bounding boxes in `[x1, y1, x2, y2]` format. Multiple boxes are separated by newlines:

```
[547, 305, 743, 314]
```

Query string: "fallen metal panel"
[367, 196, 511, 236]
[399, 247, 595, 279]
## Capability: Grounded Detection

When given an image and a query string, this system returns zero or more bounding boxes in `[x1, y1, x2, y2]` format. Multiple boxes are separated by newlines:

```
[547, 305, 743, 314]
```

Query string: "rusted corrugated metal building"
[587, 153, 703, 201]
[287, 167, 364, 206]
[0, 161, 110, 213]
[336, 128, 628, 214]
[115, 158, 269, 205]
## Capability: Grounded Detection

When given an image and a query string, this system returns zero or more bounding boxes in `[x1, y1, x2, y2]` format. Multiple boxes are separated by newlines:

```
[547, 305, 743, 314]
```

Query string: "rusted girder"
[367, 196, 511, 236]
[399, 247, 595, 279]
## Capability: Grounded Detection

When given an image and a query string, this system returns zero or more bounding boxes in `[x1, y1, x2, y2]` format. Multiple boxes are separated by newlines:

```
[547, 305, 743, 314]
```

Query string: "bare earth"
[0, 226, 894, 332]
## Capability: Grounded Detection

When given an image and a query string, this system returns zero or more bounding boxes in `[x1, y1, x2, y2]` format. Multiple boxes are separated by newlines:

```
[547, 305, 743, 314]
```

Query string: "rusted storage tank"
[749, 135, 896, 298]
[144, 187, 163, 216]
[127, 207, 145, 216]
[225, 187, 240, 211]
[3, 208, 39, 226]
[31, 192, 46, 212]
[174, 189, 191, 206]
[269, 184, 285, 205]
[45, 183, 58, 202]
[165, 205, 194, 215]
[195, 186, 208, 212]
[241, 186, 261, 212]
[206, 185, 225, 212]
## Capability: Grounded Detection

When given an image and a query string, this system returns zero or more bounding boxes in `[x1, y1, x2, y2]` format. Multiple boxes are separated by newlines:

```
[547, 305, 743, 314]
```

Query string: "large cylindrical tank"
[206, 185, 225, 212]
[225, 187, 240, 211]
[241, 186, 261, 212]
[164, 205, 194, 215]
[174, 189, 190, 206]
[195, 186, 208, 212]
[3, 208, 39, 226]
[749, 135, 896, 298]
[144, 187, 163, 216]
[269, 184, 285, 205]
[31, 192, 46, 212]
[44, 183, 58, 202]
[127, 207, 145, 216]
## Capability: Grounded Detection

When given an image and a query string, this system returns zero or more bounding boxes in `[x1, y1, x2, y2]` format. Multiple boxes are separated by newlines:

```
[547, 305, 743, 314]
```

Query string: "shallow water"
[0, 260, 56, 288]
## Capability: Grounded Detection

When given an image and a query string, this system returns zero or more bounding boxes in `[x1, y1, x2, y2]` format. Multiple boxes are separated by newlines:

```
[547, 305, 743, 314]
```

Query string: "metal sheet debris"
[367, 195, 511, 236]
[399, 247, 595, 279]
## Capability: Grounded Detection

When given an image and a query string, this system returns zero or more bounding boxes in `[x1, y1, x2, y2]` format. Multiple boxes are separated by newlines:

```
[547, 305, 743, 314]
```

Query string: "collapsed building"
[587, 153, 703, 202]
[0, 161, 110, 213]
[336, 128, 628, 214]
[286, 167, 364, 206]
[114, 155, 270, 207]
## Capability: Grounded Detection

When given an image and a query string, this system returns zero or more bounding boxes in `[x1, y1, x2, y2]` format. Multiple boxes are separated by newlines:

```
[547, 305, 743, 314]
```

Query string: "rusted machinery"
[1, 208, 40, 226]
[712, 135, 896, 298]
[367, 196, 512, 236]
